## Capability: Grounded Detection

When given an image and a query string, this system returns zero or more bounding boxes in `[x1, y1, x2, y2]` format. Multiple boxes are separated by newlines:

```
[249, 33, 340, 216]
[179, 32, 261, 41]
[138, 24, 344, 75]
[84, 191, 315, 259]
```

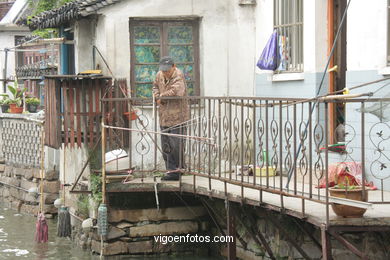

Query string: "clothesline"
[102, 123, 216, 146]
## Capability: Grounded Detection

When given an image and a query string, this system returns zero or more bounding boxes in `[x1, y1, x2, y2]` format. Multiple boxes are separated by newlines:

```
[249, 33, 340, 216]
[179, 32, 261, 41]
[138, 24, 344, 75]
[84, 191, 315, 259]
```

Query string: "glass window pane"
[186, 82, 195, 96]
[135, 65, 158, 83]
[135, 83, 153, 98]
[169, 46, 194, 63]
[135, 46, 160, 63]
[134, 26, 160, 44]
[176, 64, 194, 81]
[168, 26, 193, 44]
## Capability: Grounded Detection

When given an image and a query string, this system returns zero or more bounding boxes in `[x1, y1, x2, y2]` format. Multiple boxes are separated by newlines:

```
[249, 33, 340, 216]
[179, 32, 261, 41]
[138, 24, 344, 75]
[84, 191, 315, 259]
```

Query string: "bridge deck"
[106, 174, 390, 228]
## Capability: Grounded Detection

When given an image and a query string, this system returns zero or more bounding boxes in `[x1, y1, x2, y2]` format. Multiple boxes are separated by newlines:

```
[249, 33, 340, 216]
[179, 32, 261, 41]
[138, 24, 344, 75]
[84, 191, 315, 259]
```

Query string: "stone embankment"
[0, 161, 59, 217]
[72, 206, 209, 256]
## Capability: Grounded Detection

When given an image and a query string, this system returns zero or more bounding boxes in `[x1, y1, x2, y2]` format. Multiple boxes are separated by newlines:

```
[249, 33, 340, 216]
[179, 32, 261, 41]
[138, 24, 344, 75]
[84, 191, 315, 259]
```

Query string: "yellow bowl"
[255, 166, 276, 177]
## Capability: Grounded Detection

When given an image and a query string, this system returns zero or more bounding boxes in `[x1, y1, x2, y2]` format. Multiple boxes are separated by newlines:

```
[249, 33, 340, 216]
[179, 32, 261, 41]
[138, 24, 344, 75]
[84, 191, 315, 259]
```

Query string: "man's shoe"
[161, 173, 179, 181]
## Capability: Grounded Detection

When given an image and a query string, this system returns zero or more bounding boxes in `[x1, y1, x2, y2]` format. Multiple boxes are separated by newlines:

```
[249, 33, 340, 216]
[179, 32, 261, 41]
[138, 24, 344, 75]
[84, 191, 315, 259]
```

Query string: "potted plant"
[7, 82, 26, 114]
[0, 98, 10, 113]
[123, 109, 138, 121]
[26, 97, 40, 113]
[328, 167, 368, 218]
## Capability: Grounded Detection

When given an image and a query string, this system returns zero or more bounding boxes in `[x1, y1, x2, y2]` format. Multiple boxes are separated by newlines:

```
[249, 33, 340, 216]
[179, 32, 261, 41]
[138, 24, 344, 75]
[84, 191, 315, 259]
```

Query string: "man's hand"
[156, 99, 161, 106]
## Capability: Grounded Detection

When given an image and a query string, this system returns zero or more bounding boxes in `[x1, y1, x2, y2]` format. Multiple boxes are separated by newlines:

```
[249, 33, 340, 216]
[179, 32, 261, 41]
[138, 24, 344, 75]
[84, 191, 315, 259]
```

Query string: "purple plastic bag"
[257, 30, 280, 70]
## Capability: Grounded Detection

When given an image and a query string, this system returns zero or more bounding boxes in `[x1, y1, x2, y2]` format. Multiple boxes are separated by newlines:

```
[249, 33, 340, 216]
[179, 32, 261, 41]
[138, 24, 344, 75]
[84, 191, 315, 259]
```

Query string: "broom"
[57, 145, 71, 237]
[35, 124, 48, 243]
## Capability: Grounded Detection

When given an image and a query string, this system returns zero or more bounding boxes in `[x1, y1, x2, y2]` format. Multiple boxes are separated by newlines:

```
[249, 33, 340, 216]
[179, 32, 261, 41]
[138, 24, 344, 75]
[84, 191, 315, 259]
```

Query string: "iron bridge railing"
[101, 96, 390, 224]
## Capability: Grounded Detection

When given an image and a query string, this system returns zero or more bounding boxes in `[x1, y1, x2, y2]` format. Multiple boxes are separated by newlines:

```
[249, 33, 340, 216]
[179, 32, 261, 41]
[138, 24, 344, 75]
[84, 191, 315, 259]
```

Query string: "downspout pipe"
[60, 26, 69, 75]
[2, 48, 8, 93]
[328, 0, 335, 142]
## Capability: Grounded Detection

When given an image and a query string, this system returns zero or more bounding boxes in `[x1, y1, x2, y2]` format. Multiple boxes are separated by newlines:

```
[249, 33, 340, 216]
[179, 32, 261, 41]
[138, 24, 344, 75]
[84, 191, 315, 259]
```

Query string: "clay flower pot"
[9, 103, 23, 114]
[123, 110, 138, 121]
[329, 187, 368, 218]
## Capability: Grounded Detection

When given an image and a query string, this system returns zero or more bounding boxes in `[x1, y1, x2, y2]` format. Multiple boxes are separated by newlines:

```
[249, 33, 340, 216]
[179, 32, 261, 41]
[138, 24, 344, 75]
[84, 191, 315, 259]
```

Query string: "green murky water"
[0, 204, 216, 259]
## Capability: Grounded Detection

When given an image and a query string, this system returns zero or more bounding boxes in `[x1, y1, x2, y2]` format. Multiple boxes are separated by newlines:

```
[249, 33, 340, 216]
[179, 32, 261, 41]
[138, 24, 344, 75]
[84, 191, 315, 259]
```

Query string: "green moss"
[76, 194, 89, 218]
[87, 145, 102, 171]
[90, 173, 102, 204]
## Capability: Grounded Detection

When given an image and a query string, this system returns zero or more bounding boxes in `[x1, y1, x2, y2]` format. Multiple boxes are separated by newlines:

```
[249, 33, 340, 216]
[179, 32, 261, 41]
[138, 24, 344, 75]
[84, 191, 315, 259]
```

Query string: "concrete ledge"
[109, 206, 206, 222]
[272, 72, 304, 82]
[129, 221, 198, 237]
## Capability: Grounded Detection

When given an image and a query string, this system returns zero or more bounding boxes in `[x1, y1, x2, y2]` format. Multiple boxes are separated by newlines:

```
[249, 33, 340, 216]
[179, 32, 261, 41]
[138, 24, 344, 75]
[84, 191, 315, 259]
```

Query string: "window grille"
[273, 0, 303, 72]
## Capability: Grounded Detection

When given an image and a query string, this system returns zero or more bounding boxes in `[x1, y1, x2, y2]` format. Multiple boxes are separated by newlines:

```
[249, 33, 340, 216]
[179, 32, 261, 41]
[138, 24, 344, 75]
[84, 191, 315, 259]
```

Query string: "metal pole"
[3, 48, 8, 93]
[101, 121, 106, 204]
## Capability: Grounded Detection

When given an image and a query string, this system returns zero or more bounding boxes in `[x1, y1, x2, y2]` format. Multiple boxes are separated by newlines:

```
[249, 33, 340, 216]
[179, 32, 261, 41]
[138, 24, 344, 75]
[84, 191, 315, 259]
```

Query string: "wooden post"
[226, 200, 236, 260]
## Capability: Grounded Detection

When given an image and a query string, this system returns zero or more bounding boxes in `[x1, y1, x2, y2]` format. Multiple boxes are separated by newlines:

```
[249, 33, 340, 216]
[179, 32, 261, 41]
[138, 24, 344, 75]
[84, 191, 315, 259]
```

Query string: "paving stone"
[91, 240, 128, 255]
[4, 166, 13, 176]
[43, 193, 58, 204]
[22, 192, 39, 203]
[24, 169, 34, 180]
[9, 187, 21, 199]
[43, 204, 58, 214]
[45, 170, 59, 181]
[20, 179, 38, 190]
[116, 222, 134, 229]
[106, 226, 126, 240]
[43, 180, 60, 194]
[109, 206, 206, 222]
[32, 168, 41, 179]
[129, 221, 198, 238]
[0, 164, 5, 172]
[128, 240, 153, 254]
[13, 168, 25, 177]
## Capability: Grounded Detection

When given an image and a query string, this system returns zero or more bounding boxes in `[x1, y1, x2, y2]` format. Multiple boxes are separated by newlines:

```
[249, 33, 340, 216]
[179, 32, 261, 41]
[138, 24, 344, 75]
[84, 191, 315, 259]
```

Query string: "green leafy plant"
[6, 81, 26, 107]
[90, 173, 102, 204]
[76, 194, 90, 218]
[333, 167, 359, 190]
[0, 98, 10, 105]
[26, 97, 40, 105]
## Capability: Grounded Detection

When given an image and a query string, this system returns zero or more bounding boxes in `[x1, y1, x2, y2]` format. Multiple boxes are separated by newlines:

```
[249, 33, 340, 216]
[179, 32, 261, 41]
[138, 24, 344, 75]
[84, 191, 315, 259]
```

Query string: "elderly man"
[153, 56, 189, 181]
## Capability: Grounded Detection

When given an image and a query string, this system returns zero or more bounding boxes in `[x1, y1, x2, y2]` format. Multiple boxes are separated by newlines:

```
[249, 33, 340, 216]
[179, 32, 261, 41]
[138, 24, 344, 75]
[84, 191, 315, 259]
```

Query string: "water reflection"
[0, 204, 217, 260]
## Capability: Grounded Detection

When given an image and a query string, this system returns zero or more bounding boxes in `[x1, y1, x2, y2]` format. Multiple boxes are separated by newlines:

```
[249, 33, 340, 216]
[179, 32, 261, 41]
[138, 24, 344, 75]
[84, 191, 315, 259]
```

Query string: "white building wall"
[254, 0, 328, 99]
[0, 30, 29, 93]
[74, 0, 257, 96]
[347, 0, 388, 71]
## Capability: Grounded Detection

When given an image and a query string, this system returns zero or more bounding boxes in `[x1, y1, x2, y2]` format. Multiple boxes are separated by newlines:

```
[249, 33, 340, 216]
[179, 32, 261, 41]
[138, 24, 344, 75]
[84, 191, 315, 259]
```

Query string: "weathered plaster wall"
[75, 0, 257, 97]
[59, 144, 91, 186]
[347, 0, 388, 72]
[254, 0, 328, 98]
[0, 30, 30, 94]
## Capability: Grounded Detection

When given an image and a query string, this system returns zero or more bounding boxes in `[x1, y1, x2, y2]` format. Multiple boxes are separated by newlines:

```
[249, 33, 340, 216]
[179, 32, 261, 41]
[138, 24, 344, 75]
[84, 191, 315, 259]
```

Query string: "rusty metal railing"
[101, 96, 390, 225]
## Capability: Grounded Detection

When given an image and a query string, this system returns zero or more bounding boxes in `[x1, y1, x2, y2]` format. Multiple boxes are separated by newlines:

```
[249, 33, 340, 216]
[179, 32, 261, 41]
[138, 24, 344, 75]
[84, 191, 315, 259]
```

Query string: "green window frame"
[129, 19, 200, 98]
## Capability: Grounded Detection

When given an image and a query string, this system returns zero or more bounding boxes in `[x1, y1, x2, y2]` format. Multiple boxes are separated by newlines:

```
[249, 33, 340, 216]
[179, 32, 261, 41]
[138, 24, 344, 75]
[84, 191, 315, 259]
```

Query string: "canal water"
[0, 204, 216, 259]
